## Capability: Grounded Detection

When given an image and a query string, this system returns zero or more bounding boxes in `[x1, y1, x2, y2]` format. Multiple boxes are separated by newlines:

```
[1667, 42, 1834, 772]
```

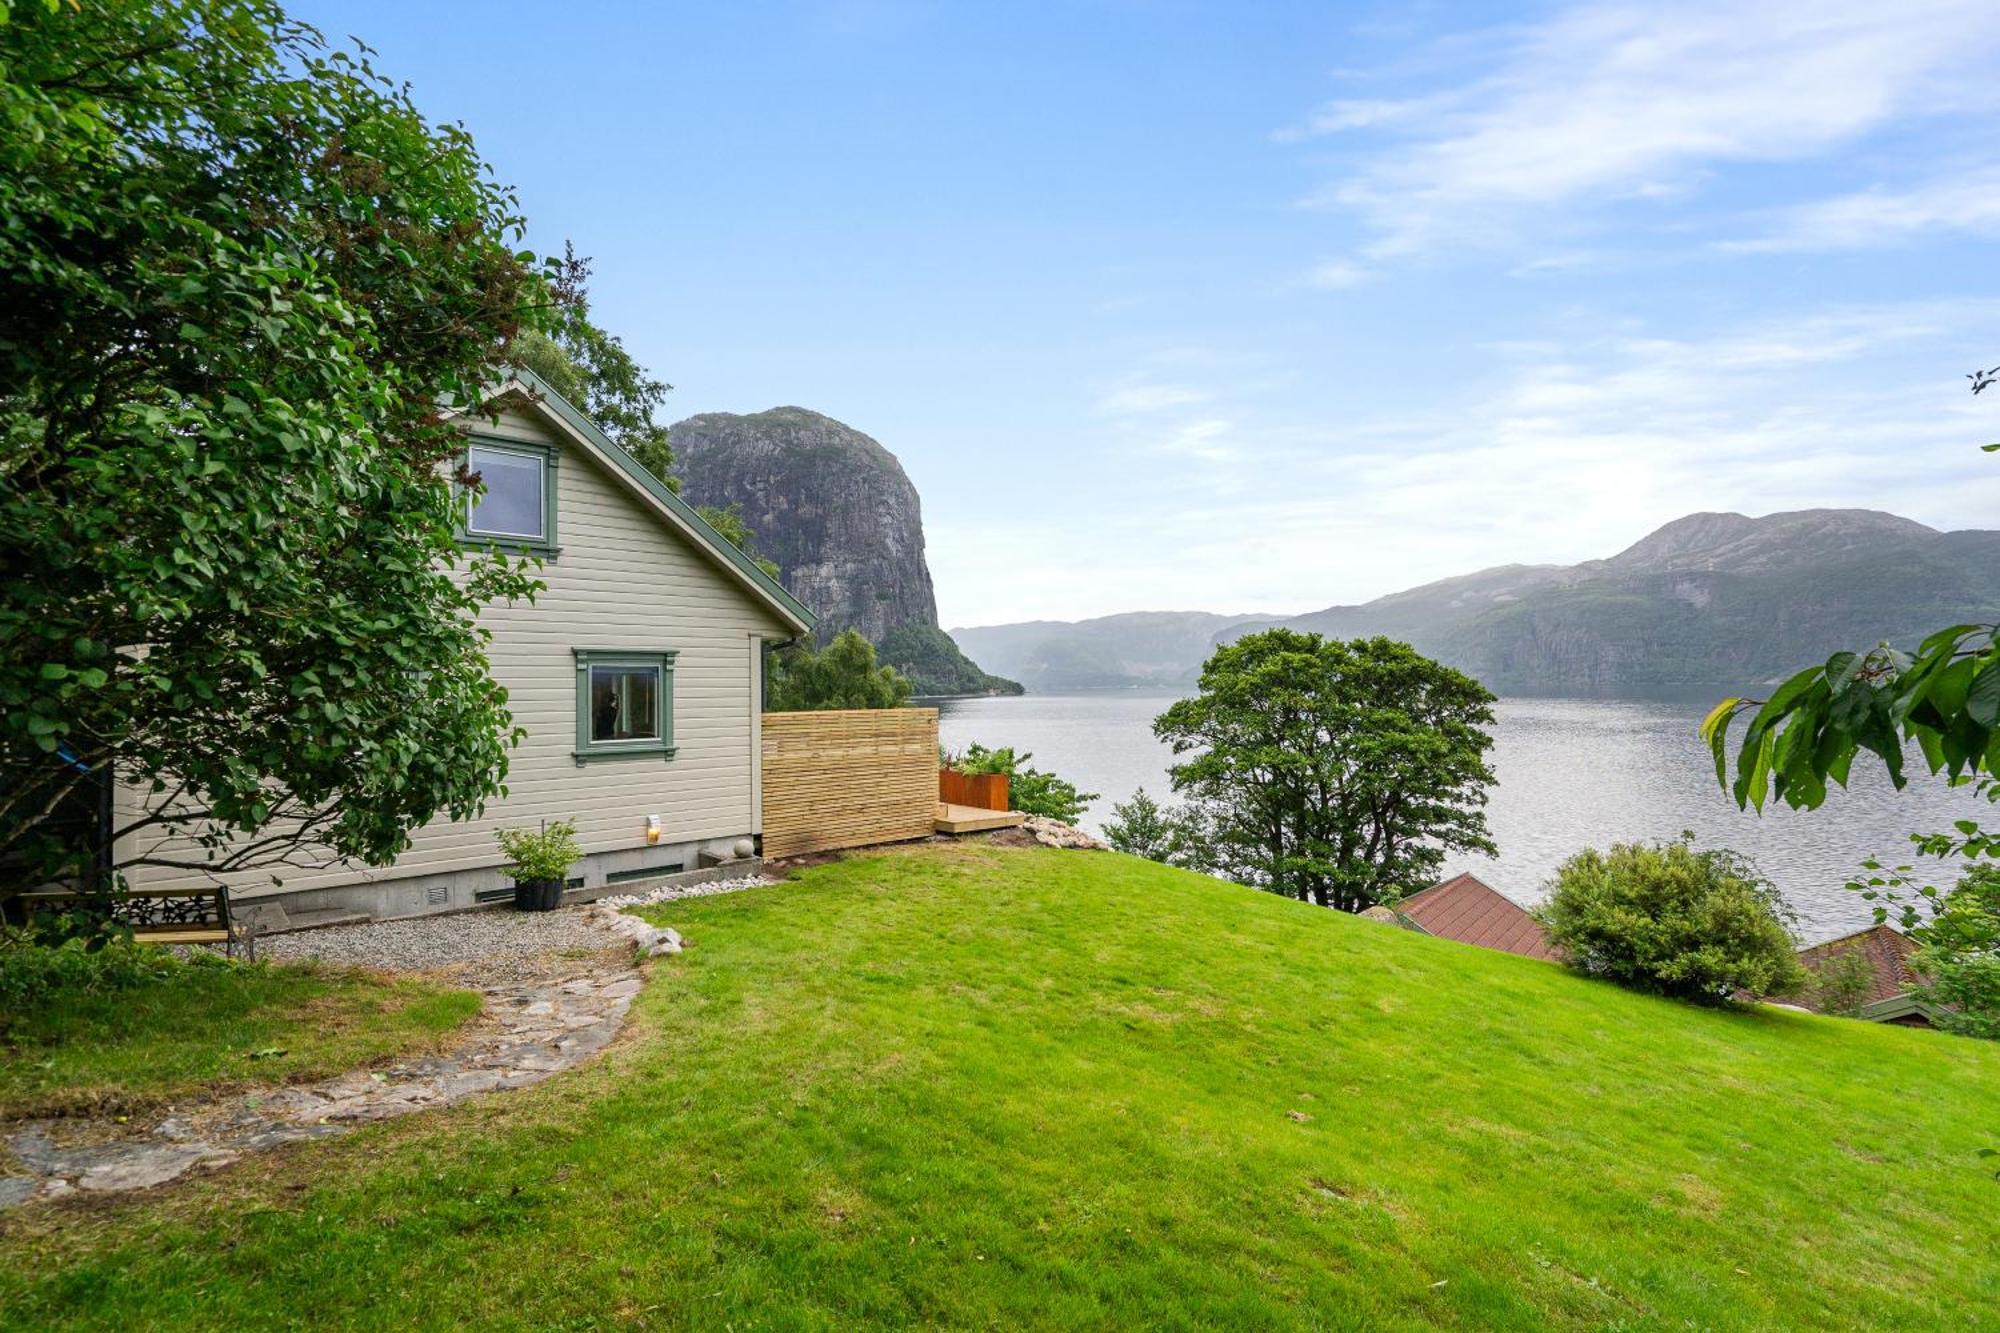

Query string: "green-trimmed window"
[463, 439, 558, 555]
[574, 649, 677, 764]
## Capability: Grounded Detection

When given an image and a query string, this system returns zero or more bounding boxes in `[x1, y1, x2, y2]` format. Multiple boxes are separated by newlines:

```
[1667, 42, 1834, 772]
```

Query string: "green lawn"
[0, 960, 480, 1119]
[2, 843, 1994, 1329]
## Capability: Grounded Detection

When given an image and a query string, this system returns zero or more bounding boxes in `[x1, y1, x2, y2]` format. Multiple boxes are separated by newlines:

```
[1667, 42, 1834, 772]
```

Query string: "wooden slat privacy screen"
[938, 769, 1009, 811]
[761, 708, 940, 859]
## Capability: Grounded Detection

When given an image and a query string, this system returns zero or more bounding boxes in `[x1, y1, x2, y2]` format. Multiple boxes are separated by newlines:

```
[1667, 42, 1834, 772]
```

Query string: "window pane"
[590, 666, 659, 743]
[467, 446, 545, 539]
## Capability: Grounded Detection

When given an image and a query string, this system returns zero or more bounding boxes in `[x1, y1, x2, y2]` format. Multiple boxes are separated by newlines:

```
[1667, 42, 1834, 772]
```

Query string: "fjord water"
[936, 691, 1993, 944]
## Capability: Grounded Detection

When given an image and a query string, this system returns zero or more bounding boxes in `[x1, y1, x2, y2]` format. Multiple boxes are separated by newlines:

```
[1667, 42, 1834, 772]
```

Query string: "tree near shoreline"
[0, 2, 543, 888]
[1154, 630, 1498, 912]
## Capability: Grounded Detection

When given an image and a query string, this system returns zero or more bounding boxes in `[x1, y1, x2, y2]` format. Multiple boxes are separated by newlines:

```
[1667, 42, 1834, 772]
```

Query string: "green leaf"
[1966, 661, 2000, 728]
[1702, 698, 1738, 786]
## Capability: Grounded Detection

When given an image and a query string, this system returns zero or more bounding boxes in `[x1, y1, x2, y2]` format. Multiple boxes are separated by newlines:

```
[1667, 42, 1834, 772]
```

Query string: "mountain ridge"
[950, 509, 2000, 694]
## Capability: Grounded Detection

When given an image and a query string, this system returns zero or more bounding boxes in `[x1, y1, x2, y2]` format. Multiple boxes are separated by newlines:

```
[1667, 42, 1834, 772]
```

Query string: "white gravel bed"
[255, 873, 775, 978]
[593, 872, 773, 910]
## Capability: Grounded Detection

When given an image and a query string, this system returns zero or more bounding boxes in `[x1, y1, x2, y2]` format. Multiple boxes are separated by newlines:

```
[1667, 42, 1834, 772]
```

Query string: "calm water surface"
[936, 691, 1992, 944]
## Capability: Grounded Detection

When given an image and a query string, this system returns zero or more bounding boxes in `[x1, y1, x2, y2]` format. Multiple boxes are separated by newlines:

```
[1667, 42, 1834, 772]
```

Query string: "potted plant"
[494, 820, 582, 912]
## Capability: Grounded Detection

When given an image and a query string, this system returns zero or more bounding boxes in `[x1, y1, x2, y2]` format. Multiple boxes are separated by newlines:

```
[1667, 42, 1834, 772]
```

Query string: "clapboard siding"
[760, 709, 938, 858]
[122, 403, 792, 896]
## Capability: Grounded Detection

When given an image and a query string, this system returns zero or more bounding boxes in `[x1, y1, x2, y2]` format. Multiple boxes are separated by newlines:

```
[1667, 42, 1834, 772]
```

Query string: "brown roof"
[1396, 873, 1560, 962]
[1794, 924, 1923, 1009]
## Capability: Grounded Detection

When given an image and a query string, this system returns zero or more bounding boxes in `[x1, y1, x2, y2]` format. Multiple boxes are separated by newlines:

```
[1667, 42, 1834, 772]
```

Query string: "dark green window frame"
[459, 436, 560, 558]
[573, 648, 677, 765]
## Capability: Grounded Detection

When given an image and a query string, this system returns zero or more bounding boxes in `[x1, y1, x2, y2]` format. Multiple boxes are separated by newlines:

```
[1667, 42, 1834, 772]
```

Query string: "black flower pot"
[513, 877, 563, 912]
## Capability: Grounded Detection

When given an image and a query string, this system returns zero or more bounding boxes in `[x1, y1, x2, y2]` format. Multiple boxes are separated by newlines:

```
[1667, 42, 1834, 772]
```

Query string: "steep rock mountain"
[670, 407, 1018, 696]
[950, 510, 2000, 696]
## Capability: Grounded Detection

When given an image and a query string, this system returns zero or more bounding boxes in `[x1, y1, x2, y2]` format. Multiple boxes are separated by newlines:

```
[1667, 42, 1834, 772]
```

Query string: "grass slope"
[2, 844, 1994, 1329]
[0, 963, 480, 1119]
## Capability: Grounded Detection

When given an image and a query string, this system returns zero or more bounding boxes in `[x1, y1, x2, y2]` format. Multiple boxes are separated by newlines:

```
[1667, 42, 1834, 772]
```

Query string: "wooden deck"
[933, 802, 1025, 835]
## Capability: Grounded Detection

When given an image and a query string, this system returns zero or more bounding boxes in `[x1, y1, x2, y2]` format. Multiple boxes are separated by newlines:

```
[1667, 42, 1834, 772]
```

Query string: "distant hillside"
[954, 510, 2000, 695]
[671, 408, 1019, 697]
[948, 611, 1270, 691]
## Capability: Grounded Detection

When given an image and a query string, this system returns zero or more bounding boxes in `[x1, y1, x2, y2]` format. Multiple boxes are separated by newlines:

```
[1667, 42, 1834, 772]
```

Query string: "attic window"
[464, 439, 557, 553]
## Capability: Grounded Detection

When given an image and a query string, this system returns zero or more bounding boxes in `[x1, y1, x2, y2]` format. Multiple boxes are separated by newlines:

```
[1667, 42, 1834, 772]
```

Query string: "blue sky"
[302, 0, 2000, 625]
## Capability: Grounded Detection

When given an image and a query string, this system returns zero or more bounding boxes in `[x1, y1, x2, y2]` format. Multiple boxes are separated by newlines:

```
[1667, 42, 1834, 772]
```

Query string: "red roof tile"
[1396, 873, 1560, 962]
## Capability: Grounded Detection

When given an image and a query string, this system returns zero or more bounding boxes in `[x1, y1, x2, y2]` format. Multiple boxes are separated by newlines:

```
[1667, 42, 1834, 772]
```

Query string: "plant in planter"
[494, 821, 582, 912]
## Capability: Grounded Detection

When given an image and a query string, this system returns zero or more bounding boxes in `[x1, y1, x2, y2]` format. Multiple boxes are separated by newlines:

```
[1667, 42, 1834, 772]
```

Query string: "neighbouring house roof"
[1394, 873, 1561, 962]
[452, 367, 817, 637]
[1792, 924, 1936, 1024]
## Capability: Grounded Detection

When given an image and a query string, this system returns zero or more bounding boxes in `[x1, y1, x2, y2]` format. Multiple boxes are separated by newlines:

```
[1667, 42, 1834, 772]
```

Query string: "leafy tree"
[1849, 833, 2000, 1039]
[1703, 364, 2000, 811]
[1104, 788, 1175, 861]
[692, 501, 781, 579]
[515, 242, 675, 481]
[765, 631, 913, 711]
[1804, 945, 1876, 1019]
[1536, 838, 1807, 1003]
[948, 744, 1097, 824]
[0, 2, 542, 888]
[1154, 631, 1497, 912]
[514, 249, 782, 581]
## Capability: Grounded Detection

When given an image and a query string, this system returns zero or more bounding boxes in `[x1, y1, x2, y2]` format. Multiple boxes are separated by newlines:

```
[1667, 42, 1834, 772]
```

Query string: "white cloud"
[930, 300, 2000, 624]
[1153, 417, 1239, 464]
[1093, 380, 1209, 416]
[1302, 259, 1371, 290]
[1293, 0, 2000, 259]
[1720, 168, 2000, 253]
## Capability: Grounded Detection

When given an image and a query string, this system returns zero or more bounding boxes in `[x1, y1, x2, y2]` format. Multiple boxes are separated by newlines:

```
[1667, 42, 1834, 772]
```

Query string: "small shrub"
[947, 744, 1098, 824]
[1536, 837, 1807, 1003]
[1105, 788, 1175, 861]
[1806, 945, 1876, 1017]
[495, 820, 583, 882]
[0, 931, 218, 1028]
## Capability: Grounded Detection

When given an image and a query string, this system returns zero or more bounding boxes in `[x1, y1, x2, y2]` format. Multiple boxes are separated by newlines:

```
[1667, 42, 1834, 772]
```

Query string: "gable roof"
[1792, 924, 1932, 1024]
[1396, 873, 1561, 962]
[456, 368, 815, 636]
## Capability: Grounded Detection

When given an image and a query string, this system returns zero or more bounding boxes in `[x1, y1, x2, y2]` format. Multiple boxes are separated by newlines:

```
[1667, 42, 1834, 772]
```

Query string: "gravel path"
[258, 873, 774, 980]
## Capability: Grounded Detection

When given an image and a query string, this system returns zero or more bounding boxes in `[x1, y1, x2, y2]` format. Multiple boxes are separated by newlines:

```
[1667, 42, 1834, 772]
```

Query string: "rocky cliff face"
[670, 407, 1018, 696]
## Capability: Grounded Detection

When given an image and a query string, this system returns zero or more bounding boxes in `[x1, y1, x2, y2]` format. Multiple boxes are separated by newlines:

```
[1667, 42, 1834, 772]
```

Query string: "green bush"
[1104, 788, 1175, 861]
[1807, 945, 1876, 1018]
[494, 820, 582, 882]
[0, 932, 225, 1027]
[948, 744, 1098, 824]
[1536, 837, 1807, 1003]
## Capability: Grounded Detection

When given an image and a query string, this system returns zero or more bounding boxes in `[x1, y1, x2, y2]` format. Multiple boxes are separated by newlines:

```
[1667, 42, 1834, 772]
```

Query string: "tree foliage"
[947, 744, 1097, 824]
[1104, 788, 1176, 861]
[513, 242, 675, 481]
[1849, 830, 2000, 1039]
[0, 1, 543, 886]
[764, 630, 913, 711]
[1537, 838, 1808, 1003]
[513, 250, 782, 580]
[1153, 631, 1497, 912]
[692, 501, 780, 579]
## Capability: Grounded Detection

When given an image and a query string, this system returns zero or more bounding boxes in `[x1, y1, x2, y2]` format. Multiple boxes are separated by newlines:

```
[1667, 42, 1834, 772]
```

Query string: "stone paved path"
[0, 911, 675, 1209]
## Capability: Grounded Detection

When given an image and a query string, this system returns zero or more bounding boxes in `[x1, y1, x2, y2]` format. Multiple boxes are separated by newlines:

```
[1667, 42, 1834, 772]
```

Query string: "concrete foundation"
[232, 833, 761, 935]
